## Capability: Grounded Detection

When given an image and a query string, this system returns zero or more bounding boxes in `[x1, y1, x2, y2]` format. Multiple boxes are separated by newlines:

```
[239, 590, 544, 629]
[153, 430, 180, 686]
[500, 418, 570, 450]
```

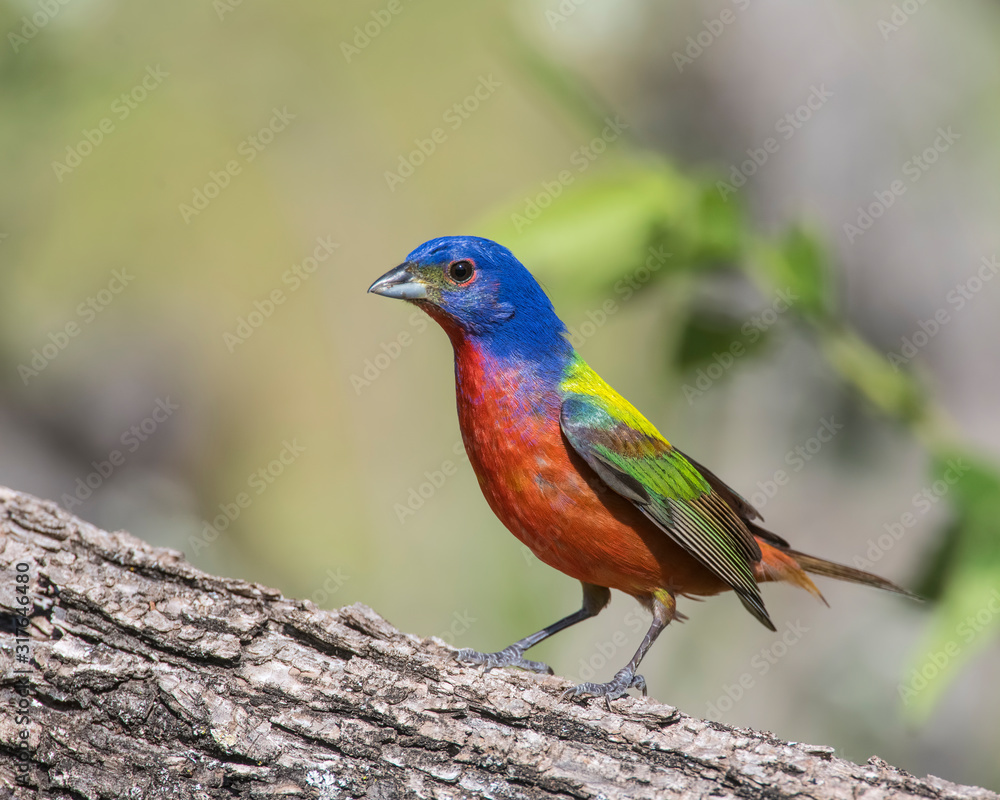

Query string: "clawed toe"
[561, 669, 647, 706]
[454, 647, 553, 675]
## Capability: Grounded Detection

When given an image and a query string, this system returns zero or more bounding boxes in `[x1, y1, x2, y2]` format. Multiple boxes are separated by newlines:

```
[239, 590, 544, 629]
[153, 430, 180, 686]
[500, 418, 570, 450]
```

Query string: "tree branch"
[0, 486, 995, 799]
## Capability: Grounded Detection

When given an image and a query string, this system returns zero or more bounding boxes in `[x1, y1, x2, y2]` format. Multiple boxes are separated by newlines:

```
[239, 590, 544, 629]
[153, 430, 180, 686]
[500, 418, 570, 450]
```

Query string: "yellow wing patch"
[559, 355, 672, 447]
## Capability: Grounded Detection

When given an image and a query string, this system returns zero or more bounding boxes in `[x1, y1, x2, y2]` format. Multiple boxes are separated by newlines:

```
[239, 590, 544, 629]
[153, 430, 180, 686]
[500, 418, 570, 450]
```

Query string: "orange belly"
[453, 349, 729, 600]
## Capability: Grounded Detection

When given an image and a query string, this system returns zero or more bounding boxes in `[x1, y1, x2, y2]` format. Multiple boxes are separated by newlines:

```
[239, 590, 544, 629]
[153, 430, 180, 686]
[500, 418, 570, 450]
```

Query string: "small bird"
[369, 236, 913, 704]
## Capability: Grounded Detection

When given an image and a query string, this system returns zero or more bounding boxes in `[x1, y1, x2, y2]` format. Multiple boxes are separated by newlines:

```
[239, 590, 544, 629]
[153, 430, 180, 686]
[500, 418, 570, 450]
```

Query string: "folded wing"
[560, 392, 776, 630]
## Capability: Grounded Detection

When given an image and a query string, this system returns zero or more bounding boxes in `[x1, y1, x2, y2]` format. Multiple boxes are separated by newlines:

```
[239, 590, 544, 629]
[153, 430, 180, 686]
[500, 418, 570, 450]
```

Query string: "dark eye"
[448, 260, 474, 284]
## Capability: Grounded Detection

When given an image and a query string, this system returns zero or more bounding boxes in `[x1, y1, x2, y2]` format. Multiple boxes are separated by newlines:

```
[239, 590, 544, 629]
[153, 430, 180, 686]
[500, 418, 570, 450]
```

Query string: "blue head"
[369, 236, 570, 362]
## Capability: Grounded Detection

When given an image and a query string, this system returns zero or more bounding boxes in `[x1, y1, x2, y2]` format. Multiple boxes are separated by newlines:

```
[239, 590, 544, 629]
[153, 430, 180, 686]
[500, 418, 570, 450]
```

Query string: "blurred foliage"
[903, 454, 1000, 718]
[483, 146, 1000, 722]
[751, 227, 834, 322]
[675, 308, 771, 373]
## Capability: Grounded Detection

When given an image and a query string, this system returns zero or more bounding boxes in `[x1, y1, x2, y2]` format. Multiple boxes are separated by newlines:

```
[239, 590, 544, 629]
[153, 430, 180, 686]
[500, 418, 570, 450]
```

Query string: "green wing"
[559, 385, 775, 630]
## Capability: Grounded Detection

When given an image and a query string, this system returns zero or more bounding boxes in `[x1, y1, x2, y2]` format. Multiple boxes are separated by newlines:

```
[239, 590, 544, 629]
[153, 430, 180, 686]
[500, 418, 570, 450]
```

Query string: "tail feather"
[783, 549, 920, 600]
[756, 543, 827, 605]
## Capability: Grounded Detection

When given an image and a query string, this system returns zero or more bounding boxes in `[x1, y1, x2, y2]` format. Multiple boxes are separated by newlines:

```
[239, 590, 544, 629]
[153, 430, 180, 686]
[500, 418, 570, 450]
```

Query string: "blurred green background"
[2, 0, 999, 790]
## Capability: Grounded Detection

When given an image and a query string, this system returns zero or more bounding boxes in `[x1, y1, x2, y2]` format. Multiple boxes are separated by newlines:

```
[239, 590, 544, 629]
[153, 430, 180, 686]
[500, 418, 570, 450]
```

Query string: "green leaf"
[900, 452, 1000, 720]
[674, 306, 772, 373]
[819, 328, 927, 424]
[476, 165, 679, 295]
[476, 163, 748, 301]
[750, 227, 834, 321]
[687, 179, 746, 263]
[912, 518, 963, 602]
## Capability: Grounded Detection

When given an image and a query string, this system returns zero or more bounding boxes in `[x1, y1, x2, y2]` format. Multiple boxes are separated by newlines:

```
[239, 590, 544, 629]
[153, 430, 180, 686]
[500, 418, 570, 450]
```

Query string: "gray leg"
[562, 591, 676, 708]
[456, 583, 610, 675]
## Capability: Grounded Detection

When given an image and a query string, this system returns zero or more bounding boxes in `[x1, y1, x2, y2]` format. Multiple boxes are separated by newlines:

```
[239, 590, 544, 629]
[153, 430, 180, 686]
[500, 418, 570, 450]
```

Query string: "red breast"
[450, 337, 731, 600]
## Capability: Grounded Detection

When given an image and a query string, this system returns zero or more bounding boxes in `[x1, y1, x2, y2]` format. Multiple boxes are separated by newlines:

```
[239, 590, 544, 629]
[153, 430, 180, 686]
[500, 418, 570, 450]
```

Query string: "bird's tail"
[783, 548, 919, 599]
[755, 542, 827, 604]
[754, 539, 918, 601]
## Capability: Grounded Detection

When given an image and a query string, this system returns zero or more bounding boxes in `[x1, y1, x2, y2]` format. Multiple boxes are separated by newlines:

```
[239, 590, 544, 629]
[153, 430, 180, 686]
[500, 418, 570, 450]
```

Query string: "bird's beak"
[368, 263, 429, 300]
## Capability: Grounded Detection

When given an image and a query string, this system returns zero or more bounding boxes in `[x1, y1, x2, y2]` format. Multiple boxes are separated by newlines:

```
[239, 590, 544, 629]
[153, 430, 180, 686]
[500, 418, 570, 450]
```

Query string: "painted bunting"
[369, 236, 913, 704]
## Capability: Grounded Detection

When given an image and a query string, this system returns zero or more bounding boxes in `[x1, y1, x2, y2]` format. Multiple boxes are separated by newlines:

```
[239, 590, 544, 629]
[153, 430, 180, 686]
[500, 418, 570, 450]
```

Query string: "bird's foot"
[561, 667, 647, 710]
[454, 645, 553, 675]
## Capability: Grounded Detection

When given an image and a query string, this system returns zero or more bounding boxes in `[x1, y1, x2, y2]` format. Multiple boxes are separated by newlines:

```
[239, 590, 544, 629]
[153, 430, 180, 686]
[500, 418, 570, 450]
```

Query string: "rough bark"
[0, 486, 995, 800]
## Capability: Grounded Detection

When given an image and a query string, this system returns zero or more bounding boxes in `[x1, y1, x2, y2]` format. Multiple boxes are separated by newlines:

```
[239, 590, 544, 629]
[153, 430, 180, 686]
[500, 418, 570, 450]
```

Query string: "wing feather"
[560, 391, 775, 630]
